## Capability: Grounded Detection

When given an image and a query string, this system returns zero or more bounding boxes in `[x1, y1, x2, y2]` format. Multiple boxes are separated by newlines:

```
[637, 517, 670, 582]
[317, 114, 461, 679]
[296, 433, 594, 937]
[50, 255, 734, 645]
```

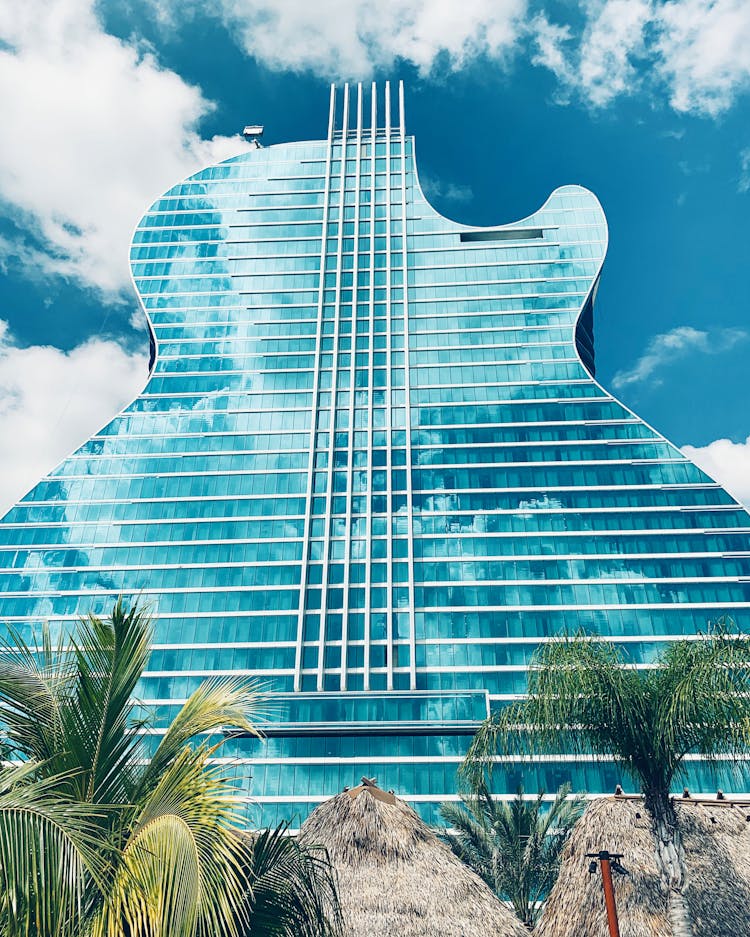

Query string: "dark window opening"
[460, 228, 544, 242]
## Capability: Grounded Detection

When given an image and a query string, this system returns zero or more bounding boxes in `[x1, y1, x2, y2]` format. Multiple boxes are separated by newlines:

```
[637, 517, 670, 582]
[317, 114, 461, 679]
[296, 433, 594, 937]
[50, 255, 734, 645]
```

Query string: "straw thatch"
[299, 778, 529, 937]
[537, 796, 750, 937]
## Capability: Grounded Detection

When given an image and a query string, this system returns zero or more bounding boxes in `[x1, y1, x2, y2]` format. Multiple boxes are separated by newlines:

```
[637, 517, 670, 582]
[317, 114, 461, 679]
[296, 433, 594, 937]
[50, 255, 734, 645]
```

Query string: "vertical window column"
[316, 86, 350, 691]
[398, 82, 417, 690]
[295, 85, 336, 692]
[340, 82, 364, 691]
[384, 80, 394, 691]
[363, 84, 377, 691]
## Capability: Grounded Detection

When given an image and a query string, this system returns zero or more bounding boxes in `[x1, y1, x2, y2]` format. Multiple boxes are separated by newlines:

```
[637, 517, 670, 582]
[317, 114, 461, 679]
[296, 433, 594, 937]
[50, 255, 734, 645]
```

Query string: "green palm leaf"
[0, 599, 341, 937]
[0, 763, 116, 937]
[98, 744, 250, 937]
[0, 623, 73, 764]
[60, 599, 153, 804]
[240, 823, 341, 937]
[137, 676, 266, 802]
[440, 783, 584, 928]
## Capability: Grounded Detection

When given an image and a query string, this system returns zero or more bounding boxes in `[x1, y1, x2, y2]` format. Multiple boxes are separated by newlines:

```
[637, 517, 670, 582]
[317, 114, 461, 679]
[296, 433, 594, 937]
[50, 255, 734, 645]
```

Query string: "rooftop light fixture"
[242, 124, 264, 148]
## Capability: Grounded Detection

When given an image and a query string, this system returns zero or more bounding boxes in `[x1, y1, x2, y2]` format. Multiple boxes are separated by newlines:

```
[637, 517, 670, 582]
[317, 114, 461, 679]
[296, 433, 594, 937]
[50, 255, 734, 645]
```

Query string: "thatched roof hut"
[537, 796, 750, 937]
[299, 778, 528, 937]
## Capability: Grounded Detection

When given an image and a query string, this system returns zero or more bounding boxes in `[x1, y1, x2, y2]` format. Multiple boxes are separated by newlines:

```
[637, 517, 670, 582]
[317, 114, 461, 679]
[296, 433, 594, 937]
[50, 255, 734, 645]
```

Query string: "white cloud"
[419, 174, 474, 204]
[611, 325, 748, 389]
[740, 148, 750, 193]
[533, 1, 652, 108]
[683, 436, 750, 508]
[530, 14, 576, 102]
[149, 0, 750, 117]
[531, 0, 750, 116]
[657, 0, 750, 117]
[0, 0, 250, 296]
[0, 321, 147, 515]
[160, 0, 528, 78]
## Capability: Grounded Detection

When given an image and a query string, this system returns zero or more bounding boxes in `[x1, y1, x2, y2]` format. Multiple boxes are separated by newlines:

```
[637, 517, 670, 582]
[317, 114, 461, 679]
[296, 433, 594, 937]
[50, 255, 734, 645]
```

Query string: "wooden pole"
[599, 854, 621, 937]
[587, 850, 623, 937]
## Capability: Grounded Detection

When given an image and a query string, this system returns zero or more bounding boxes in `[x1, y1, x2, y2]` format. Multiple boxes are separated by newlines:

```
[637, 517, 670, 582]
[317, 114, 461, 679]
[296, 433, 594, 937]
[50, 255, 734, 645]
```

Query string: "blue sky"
[0, 0, 749, 509]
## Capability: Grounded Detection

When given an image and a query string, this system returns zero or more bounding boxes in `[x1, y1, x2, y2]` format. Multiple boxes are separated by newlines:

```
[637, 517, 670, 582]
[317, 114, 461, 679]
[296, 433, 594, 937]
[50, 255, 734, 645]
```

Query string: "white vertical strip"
[384, 79, 394, 691]
[339, 82, 363, 691]
[363, 82, 377, 691]
[317, 82, 350, 691]
[398, 80, 417, 690]
[294, 83, 335, 692]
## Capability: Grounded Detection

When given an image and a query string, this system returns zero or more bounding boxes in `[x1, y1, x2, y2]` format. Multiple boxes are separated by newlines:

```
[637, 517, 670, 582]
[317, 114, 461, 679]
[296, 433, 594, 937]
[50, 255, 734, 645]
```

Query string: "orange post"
[599, 855, 621, 937]
[587, 850, 624, 937]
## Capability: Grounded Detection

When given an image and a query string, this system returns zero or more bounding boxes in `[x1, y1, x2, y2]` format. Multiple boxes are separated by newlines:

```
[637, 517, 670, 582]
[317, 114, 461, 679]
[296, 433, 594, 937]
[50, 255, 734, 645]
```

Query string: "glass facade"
[1, 81, 749, 824]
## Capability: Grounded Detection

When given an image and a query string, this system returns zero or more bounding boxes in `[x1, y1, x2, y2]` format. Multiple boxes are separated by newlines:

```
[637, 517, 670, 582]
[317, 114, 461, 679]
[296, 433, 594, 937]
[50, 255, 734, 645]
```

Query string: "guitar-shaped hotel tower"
[1, 83, 749, 823]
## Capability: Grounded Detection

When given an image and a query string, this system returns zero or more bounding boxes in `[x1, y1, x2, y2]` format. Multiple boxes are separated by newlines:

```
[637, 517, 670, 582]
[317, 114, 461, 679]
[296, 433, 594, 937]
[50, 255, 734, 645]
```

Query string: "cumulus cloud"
[0, 320, 146, 515]
[611, 325, 748, 390]
[157, 0, 528, 78]
[0, 0, 250, 296]
[533, 0, 652, 108]
[657, 0, 750, 117]
[145, 0, 750, 119]
[531, 0, 750, 116]
[683, 436, 750, 508]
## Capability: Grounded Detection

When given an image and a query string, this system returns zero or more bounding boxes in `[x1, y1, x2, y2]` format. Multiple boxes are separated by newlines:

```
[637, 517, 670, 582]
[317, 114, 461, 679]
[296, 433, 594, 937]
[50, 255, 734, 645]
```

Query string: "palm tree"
[240, 823, 341, 937]
[461, 622, 750, 937]
[440, 783, 584, 929]
[0, 599, 341, 937]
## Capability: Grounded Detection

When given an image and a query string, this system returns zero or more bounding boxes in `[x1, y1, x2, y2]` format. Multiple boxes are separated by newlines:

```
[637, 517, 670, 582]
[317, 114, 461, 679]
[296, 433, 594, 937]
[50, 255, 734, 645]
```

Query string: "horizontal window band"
[232, 722, 480, 737]
[152, 340, 577, 358]
[411, 601, 750, 612]
[5, 503, 731, 521]
[0, 532, 750, 552]
[213, 755, 466, 765]
[86, 419, 631, 436]
[1, 589, 748, 608]
[408, 292, 587, 304]
[0, 551, 742, 568]
[141, 662, 691, 678]
[133, 633, 722, 651]
[58, 442, 670, 462]
[210, 754, 750, 768]
[151, 642, 297, 649]
[150, 324, 573, 338]
[43, 458, 689, 482]
[0, 585, 301, 597]
[132, 255, 602, 276]
[0, 611, 298, 622]
[0, 561, 302, 574]
[95, 396, 614, 410]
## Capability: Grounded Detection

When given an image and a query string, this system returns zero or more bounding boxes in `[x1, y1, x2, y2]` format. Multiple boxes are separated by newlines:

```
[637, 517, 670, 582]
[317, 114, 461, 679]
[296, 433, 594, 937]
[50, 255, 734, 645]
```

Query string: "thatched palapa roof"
[299, 778, 528, 937]
[536, 796, 750, 937]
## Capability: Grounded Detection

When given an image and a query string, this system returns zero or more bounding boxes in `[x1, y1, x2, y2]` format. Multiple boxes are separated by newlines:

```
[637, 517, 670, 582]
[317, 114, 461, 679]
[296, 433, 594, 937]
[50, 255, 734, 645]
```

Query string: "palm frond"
[241, 824, 342, 937]
[439, 799, 498, 891]
[0, 763, 116, 937]
[0, 601, 337, 937]
[657, 620, 750, 765]
[0, 622, 73, 763]
[137, 676, 266, 800]
[99, 744, 249, 937]
[440, 782, 583, 928]
[60, 599, 153, 804]
[462, 633, 652, 791]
